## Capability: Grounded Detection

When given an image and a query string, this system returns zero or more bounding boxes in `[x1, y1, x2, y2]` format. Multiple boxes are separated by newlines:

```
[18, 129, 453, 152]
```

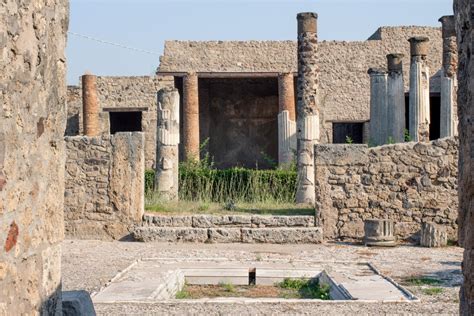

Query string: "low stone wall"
[64, 133, 145, 240]
[133, 214, 322, 244]
[315, 137, 458, 241]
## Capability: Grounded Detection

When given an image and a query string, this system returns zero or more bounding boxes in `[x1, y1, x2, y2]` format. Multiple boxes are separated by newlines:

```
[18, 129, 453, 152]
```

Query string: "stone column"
[155, 88, 180, 201]
[82, 74, 101, 136]
[278, 73, 297, 166]
[368, 68, 388, 146]
[455, 0, 474, 314]
[386, 54, 405, 143]
[408, 37, 431, 142]
[296, 12, 319, 204]
[439, 15, 458, 138]
[183, 72, 200, 161]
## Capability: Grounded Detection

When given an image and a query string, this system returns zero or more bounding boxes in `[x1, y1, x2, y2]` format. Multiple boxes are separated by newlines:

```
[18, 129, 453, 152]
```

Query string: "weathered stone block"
[208, 228, 242, 243]
[192, 215, 252, 228]
[132, 227, 208, 242]
[62, 291, 96, 316]
[420, 222, 448, 247]
[241, 228, 323, 244]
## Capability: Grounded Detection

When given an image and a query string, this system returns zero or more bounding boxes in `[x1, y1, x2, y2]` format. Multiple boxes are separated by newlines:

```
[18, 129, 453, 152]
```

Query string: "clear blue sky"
[67, 0, 453, 85]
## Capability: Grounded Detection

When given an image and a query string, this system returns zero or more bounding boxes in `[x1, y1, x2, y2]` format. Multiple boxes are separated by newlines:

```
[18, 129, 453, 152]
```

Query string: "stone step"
[133, 226, 323, 244]
[142, 213, 316, 228]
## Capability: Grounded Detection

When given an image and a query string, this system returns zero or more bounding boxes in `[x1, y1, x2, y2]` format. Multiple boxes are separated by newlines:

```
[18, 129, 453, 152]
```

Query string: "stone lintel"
[297, 12, 318, 34]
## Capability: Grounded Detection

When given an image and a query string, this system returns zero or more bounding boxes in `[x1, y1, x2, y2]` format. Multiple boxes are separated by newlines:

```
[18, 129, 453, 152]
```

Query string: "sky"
[67, 0, 453, 85]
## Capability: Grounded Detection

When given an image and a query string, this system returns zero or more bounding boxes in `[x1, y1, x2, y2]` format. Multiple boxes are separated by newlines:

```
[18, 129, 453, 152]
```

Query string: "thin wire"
[68, 31, 161, 55]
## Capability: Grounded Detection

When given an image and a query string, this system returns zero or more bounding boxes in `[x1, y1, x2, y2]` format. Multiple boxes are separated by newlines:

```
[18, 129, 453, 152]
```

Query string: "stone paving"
[62, 240, 463, 315]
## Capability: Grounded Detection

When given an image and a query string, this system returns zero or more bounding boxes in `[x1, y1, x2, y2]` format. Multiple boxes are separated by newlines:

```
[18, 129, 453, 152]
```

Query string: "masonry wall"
[64, 133, 145, 240]
[314, 138, 458, 241]
[66, 76, 174, 168]
[159, 27, 444, 143]
[454, 0, 474, 314]
[0, 1, 68, 314]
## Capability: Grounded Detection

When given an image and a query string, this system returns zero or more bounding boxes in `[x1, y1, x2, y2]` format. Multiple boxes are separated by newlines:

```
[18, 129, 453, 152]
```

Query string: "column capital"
[297, 12, 318, 34]
[368, 68, 387, 76]
[408, 37, 430, 57]
[439, 15, 456, 38]
[387, 53, 404, 72]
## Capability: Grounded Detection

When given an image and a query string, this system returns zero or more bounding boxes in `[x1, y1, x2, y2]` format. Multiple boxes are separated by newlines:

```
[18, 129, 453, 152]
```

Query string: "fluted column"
[387, 53, 405, 143]
[368, 68, 388, 146]
[278, 73, 297, 166]
[296, 12, 319, 204]
[155, 87, 180, 201]
[82, 74, 100, 136]
[439, 15, 458, 137]
[183, 72, 200, 161]
[408, 37, 431, 142]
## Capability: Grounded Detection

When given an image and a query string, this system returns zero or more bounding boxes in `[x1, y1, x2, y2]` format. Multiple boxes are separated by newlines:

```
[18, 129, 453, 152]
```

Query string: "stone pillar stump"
[420, 222, 448, 248]
[364, 219, 396, 247]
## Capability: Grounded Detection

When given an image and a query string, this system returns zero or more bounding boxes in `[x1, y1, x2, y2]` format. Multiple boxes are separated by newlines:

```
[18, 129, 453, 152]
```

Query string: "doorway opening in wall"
[332, 122, 364, 144]
[108, 111, 143, 134]
[404, 93, 441, 141]
[429, 94, 441, 140]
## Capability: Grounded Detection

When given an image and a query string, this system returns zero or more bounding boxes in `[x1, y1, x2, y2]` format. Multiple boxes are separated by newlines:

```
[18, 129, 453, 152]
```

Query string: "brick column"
[439, 15, 458, 137]
[182, 72, 200, 161]
[387, 53, 405, 143]
[296, 12, 319, 204]
[278, 73, 296, 121]
[82, 74, 100, 136]
[455, 0, 474, 314]
[368, 68, 388, 146]
[408, 37, 431, 142]
[278, 73, 297, 167]
[155, 87, 180, 201]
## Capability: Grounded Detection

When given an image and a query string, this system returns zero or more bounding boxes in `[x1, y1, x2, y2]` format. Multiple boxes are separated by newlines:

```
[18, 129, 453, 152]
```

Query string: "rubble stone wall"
[0, 1, 69, 314]
[66, 76, 174, 168]
[315, 138, 458, 241]
[64, 133, 145, 240]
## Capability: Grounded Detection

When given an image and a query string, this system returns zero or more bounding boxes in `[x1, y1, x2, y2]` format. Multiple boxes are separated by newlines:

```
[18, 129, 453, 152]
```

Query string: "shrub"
[145, 169, 155, 193]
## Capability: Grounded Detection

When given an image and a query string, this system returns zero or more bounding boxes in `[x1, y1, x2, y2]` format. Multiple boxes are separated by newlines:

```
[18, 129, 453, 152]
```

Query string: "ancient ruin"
[3, 0, 474, 314]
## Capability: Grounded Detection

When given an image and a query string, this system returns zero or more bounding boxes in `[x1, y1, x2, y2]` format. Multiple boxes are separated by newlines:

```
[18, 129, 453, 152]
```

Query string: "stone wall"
[0, 1, 68, 314]
[66, 76, 174, 168]
[315, 138, 458, 241]
[64, 133, 145, 240]
[454, 0, 474, 314]
[159, 27, 443, 144]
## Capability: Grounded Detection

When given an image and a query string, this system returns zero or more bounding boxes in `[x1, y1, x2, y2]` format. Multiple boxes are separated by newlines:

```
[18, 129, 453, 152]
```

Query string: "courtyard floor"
[62, 240, 463, 315]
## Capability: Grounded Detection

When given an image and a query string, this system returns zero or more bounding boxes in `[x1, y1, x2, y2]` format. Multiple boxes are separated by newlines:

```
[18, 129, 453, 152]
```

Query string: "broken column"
[296, 12, 319, 204]
[387, 54, 406, 143]
[420, 222, 448, 247]
[155, 88, 180, 201]
[364, 219, 396, 247]
[183, 72, 200, 161]
[82, 74, 101, 136]
[408, 37, 431, 142]
[368, 68, 388, 146]
[278, 73, 297, 167]
[439, 15, 458, 138]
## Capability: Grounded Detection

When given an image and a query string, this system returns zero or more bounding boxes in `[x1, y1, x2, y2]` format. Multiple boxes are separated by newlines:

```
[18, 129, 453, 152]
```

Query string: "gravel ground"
[62, 240, 463, 315]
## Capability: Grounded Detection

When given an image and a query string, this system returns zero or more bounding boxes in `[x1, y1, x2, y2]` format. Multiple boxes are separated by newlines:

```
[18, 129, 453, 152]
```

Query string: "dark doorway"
[109, 111, 142, 134]
[405, 93, 441, 141]
[429, 95, 441, 140]
[332, 122, 364, 144]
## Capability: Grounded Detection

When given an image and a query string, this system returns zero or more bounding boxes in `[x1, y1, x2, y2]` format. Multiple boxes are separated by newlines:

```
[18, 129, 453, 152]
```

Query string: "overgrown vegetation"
[278, 278, 330, 300]
[422, 287, 444, 295]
